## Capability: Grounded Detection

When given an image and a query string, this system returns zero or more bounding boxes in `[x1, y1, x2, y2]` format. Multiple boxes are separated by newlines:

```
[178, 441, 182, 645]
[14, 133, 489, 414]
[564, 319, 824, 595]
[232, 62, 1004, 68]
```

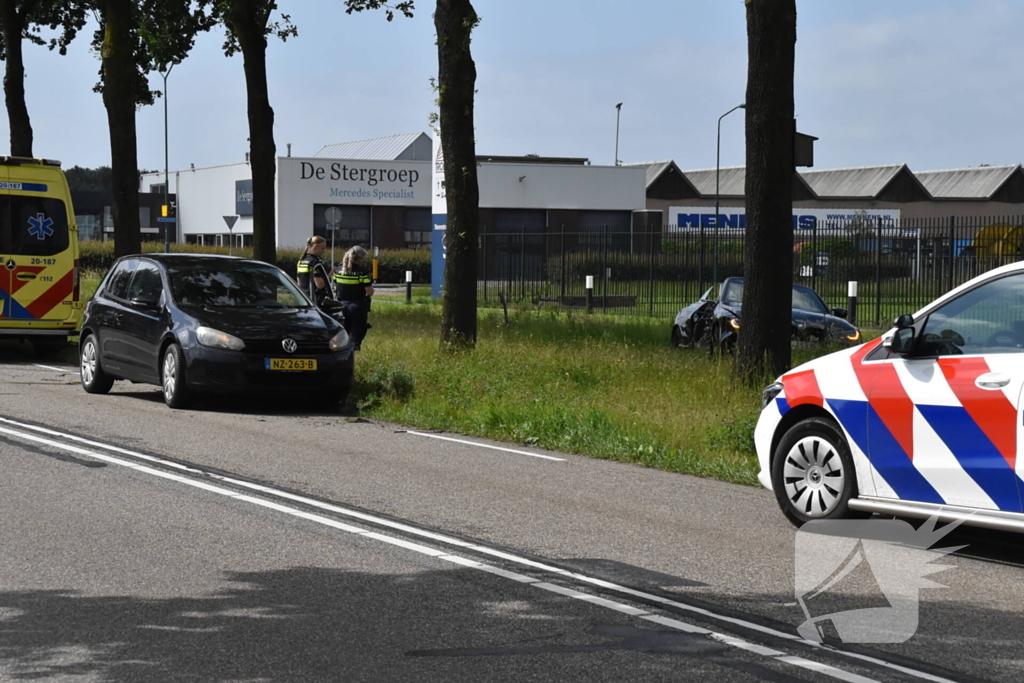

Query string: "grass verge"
[354, 303, 766, 485]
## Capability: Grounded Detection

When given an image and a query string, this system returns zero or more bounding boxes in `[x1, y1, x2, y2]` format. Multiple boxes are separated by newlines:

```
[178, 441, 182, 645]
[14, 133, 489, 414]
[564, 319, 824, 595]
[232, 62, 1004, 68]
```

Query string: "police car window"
[921, 273, 1024, 355]
[126, 262, 164, 303]
[3, 196, 70, 256]
[104, 259, 139, 301]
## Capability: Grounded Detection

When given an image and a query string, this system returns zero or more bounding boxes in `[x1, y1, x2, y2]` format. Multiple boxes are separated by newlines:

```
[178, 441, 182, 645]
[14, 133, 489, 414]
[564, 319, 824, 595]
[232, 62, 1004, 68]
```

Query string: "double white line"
[0, 416, 958, 683]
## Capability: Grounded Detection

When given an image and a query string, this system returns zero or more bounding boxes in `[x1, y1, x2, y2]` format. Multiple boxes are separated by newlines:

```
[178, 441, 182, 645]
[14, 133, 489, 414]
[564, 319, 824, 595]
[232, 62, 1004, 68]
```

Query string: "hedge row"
[78, 241, 432, 283]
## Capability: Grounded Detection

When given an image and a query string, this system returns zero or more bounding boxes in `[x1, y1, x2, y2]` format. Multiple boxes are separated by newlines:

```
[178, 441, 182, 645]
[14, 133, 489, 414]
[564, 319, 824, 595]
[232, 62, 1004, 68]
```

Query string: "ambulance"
[0, 157, 82, 351]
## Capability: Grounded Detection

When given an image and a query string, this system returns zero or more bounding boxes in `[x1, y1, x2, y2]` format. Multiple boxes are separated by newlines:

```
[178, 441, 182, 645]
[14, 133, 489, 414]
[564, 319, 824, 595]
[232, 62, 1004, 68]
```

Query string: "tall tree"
[92, 0, 213, 257]
[0, 0, 87, 156]
[217, 1, 411, 265]
[737, 0, 796, 383]
[435, 0, 479, 349]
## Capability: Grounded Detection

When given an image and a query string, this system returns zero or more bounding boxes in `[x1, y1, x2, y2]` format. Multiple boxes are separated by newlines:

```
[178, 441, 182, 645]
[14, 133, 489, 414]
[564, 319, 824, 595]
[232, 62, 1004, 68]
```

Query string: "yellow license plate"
[266, 358, 317, 371]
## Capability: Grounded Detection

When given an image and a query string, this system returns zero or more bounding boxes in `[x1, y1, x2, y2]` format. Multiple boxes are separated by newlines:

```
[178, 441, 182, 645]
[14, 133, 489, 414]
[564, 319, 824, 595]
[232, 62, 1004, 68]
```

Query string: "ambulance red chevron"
[756, 261, 1024, 532]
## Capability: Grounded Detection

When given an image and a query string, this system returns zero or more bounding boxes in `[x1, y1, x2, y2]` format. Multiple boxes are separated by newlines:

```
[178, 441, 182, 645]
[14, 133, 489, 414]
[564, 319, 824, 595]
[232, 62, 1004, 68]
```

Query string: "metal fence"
[476, 215, 1024, 326]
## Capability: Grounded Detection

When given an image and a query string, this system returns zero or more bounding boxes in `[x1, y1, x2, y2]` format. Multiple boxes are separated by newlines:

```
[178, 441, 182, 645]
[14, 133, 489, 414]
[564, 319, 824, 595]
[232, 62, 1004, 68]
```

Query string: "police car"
[756, 261, 1024, 533]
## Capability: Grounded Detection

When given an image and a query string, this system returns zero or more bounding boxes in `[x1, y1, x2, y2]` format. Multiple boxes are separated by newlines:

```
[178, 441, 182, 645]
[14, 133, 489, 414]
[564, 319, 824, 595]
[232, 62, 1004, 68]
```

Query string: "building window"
[313, 204, 371, 249]
[405, 207, 431, 249]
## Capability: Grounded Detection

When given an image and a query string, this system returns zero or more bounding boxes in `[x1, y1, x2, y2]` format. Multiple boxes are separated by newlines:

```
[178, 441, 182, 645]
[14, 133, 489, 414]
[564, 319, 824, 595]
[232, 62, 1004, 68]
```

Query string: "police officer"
[296, 236, 332, 307]
[334, 245, 374, 350]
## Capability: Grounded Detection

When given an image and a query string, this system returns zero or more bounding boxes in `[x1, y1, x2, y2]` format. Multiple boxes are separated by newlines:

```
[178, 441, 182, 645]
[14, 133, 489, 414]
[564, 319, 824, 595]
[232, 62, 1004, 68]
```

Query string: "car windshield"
[168, 261, 312, 308]
[792, 286, 829, 313]
[721, 280, 743, 305]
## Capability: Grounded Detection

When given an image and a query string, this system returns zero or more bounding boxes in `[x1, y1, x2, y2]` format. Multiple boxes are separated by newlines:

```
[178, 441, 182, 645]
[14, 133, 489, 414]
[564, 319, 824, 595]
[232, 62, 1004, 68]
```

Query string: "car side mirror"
[831, 307, 848, 319]
[130, 296, 160, 309]
[321, 298, 346, 313]
[884, 314, 916, 355]
[888, 327, 916, 355]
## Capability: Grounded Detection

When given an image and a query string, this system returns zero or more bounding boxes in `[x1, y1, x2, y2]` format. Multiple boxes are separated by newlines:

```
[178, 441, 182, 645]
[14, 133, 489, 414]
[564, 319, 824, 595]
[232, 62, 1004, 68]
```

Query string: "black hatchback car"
[672, 276, 861, 352]
[79, 254, 354, 409]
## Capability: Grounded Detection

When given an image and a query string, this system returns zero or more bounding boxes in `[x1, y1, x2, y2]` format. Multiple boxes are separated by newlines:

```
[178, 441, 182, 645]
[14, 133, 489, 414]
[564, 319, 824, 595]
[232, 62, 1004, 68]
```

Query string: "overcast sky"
[3, 0, 1021, 174]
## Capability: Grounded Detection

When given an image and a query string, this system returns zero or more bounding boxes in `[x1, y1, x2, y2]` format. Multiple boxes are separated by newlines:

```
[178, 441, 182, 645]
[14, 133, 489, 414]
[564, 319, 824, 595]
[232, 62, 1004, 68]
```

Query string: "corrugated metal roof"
[915, 165, 1020, 199]
[683, 166, 747, 196]
[621, 159, 698, 191]
[314, 132, 430, 160]
[800, 164, 906, 198]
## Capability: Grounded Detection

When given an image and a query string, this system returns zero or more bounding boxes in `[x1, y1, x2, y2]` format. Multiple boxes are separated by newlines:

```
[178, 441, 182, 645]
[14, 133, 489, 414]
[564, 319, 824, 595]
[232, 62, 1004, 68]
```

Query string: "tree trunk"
[100, 0, 141, 258]
[229, 1, 276, 265]
[435, 0, 479, 349]
[0, 1, 33, 156]
[737, 0, 796, 384]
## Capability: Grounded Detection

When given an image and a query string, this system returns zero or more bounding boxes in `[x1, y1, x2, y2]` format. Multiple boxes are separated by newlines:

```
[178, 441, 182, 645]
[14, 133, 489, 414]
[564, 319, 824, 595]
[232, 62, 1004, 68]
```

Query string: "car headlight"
[196, 326, 245, 351]
[728, 317, 741, 330]
[761, 381, 784, 409]
[329, 327, 350, 352]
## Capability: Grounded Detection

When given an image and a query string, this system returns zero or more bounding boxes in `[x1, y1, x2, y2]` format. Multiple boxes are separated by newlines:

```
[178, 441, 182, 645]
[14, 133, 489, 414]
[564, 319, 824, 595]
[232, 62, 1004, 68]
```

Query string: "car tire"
[771, 416, 862, 527]
[161, 343, 195, 409]
[80, 334, 114, 395]
[671, 326, 685, 348]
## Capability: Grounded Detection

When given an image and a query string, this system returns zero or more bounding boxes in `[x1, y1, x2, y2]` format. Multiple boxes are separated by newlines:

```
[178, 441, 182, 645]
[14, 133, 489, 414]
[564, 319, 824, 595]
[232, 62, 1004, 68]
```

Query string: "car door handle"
[975, 372, 1011, 389]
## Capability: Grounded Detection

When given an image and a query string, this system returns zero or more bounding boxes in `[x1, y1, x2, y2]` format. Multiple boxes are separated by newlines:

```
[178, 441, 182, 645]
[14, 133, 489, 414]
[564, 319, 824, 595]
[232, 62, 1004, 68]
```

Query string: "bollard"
[586, 275, 594, 314]
[847, 280, 858, 326]
[405, 270, 413, 304]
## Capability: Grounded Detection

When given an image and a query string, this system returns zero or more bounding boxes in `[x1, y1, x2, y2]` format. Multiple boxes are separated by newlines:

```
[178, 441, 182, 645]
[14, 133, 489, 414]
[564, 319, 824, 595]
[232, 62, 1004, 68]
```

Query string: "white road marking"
[406, 430, 567, 462]
[0, 416, 960, 683]
[33, 363, 73, 373]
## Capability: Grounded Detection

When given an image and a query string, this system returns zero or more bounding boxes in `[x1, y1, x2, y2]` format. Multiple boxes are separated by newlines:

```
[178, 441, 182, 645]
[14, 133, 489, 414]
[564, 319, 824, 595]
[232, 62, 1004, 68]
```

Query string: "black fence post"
[948, 215, 956, 292]
[482, 226, 487, 304]
[847, 280, 858, 326]
[811, 218, 818, 291]
[875, 216, 882, 326]
[560, 224, 566, 303]
[602, 224, 609, 311]
[648, 227, 656, 317]
[519, 229, 526, 302]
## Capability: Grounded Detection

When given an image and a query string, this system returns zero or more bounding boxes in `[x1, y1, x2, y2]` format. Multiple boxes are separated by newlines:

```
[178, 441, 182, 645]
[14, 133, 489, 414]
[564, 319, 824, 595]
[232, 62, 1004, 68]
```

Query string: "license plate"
[266, 358, 317, 371]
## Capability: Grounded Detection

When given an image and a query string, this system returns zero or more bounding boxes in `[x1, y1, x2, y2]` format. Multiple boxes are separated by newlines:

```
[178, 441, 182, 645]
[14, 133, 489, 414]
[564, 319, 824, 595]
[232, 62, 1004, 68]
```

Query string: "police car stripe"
[917, 405, 1023, 512]
[937, 358, 1017, 471]
[829, 398, 945, 504]
[780, 369, 823, 408]
[868, 364, 917, 461]
[908, 409, 998, 509]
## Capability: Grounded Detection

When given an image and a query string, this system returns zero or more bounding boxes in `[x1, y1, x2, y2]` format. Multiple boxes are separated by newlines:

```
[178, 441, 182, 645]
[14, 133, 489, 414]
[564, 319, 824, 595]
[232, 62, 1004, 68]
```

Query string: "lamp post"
[614, 102, 623, 166]
[161, 63, 174, 253]
[714, 103, 745, 285]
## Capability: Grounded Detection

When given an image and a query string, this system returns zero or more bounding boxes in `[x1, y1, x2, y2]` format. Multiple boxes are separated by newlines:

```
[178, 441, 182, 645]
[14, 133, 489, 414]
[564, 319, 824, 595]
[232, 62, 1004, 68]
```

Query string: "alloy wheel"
[782, 435, 846, 518]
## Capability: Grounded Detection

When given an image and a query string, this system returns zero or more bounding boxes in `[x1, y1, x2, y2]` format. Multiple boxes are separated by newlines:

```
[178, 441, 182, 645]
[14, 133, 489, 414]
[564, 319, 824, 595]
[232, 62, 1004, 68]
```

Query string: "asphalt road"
[1, 344, 1022, 682]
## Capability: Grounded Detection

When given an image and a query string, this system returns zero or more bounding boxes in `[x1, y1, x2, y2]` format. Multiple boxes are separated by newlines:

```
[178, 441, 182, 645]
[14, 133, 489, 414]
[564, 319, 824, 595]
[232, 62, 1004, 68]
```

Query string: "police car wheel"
[771, 416, 860, 526]
[161, 343, 195, 409]
[80, 334, 114, 394]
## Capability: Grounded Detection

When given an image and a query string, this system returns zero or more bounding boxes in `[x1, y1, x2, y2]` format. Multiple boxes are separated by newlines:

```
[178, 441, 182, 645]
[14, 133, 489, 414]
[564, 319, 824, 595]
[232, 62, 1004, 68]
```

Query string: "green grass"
[353, 303, 765, 485]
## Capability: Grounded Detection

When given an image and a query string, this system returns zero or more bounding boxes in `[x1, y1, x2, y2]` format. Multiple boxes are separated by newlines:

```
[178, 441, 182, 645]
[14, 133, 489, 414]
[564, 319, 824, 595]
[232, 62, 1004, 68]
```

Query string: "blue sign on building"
[235, 179, 253, 216]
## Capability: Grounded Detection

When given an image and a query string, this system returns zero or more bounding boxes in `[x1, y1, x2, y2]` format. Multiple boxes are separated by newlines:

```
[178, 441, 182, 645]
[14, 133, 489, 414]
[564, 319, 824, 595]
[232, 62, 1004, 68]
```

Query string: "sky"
[3, 0, 1022, 174]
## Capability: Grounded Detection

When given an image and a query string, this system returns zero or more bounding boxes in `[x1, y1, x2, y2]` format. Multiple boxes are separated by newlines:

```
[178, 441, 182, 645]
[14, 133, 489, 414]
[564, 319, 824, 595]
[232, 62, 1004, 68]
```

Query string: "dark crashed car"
[79, 254, 354, 409]
[671, 277, 861, 352]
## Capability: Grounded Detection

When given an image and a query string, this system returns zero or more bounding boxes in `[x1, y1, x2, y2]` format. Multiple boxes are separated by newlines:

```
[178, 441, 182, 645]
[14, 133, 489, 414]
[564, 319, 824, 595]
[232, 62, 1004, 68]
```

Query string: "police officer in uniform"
[296, 236, 332, 307]
[334, 245, 374, 350]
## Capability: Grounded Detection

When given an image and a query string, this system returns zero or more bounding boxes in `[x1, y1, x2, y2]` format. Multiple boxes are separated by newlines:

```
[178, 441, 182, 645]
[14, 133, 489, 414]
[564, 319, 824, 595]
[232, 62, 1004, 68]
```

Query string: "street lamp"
[713, 103, 745, 285]
[161, 63, 174, 253]
[614, 103, 623, 166]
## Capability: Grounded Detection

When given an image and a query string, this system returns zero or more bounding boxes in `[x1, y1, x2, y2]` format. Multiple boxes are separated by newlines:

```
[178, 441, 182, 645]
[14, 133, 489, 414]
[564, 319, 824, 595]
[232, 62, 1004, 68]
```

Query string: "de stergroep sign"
[286, 158, 423, 202]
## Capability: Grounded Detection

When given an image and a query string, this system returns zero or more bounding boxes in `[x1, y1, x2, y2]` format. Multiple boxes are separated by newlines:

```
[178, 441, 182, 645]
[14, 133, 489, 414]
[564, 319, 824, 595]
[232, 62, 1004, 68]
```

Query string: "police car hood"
[181, 304, 338, 341]
[777, 340, 874, 382]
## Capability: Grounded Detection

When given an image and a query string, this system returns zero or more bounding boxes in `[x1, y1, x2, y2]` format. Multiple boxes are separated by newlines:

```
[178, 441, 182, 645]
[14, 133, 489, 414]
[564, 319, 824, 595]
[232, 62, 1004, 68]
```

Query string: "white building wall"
[478, 164, 645, 210]
[276, 157, 429, 248]
[142, 162, 256, 239]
